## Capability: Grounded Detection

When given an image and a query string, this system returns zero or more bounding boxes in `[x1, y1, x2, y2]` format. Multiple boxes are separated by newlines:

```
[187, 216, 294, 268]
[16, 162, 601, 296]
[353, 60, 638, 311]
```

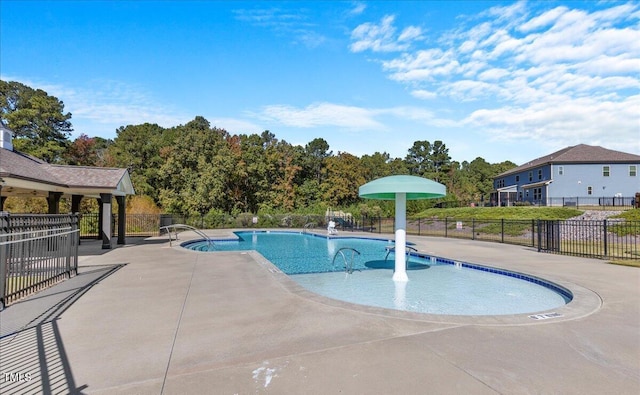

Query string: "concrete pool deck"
[1, 230, 638, 394]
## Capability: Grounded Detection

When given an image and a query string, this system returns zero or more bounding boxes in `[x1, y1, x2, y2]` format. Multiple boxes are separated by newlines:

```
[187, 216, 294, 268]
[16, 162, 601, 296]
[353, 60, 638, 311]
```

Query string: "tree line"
[1, 80, 516, 216]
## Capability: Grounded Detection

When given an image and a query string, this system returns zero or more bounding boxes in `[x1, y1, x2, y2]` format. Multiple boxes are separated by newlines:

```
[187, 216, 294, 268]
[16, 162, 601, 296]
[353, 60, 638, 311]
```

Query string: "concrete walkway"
[1, 230, 638, 394]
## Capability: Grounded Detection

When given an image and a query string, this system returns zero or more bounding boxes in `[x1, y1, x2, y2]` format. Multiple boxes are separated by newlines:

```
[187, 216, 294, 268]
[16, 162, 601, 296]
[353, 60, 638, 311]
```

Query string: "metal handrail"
[0, 226, 74, 241]
[0, 227, 77, 245]
[332, 247, 361, 274]
[160, 224, 213, 247]
[303, 222, 316, 233]
[384, 245, 418, 261]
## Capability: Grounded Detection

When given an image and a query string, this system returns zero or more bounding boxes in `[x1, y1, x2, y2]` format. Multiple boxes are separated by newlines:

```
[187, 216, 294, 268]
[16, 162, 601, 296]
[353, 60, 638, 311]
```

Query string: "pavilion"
[0, 125, 135, 249]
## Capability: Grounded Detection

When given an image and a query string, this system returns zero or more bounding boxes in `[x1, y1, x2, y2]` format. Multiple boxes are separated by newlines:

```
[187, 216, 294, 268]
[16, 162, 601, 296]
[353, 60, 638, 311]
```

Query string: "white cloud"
[233, 6, 327, 49]
[398, 26, 423, 42]
[208, 117, 264, 134]
[256, 102, 456, 132]
[350, 15, 422, 53]
[259, 102, 385, 130]
[477, 68, 509, 81]
[518, 6, 568, 32]
[349, 2, 366, 16]
[411, 89, 437, 100]
[447, 80, 504, 101]
[349, 1, 640, 153]
[464, 95, 640, 152]
[0, 76, 191, 137]
[485, 1, 528, 23]
[383, 49, 460, 81]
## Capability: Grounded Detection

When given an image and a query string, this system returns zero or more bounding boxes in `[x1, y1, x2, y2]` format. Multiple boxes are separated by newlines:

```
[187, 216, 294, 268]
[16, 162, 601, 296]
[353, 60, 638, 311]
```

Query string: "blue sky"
[1, 1, 639, 165]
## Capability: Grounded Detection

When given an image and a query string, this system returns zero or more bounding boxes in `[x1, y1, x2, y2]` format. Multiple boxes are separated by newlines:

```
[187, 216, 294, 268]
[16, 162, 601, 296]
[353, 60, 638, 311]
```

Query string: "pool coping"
[249, 250, 603, 327]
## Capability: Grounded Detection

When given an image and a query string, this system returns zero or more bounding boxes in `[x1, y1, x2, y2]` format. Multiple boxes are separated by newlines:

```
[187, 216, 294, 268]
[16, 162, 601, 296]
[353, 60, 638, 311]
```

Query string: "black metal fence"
[397, 217, 637, 260]
[79, 213, 161, 238]
[536, 219, 639, 259]
[77, 213, 639, 261]
[0, 213, 79, 308]
[79, 213, 329, 238]
[437, 195, 638, 208]
[547, 196, 636, 208]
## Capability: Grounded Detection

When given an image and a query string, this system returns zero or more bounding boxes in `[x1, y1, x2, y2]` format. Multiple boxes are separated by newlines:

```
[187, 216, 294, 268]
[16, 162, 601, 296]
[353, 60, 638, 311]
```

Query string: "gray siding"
[549, 163, 640, 197]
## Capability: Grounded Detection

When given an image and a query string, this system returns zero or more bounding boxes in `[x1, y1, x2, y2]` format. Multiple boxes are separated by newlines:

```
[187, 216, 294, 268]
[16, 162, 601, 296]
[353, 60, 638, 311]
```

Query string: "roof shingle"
[498, 144, 640, 177]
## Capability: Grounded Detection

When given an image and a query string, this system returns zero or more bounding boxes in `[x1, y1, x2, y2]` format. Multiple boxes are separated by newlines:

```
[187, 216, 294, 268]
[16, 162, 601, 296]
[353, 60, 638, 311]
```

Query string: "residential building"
[492, 144, 640, 206]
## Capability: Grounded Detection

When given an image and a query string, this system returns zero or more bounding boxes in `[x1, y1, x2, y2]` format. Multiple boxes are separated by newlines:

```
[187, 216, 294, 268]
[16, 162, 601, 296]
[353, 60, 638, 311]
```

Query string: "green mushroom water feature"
[359, 175, 446, 282]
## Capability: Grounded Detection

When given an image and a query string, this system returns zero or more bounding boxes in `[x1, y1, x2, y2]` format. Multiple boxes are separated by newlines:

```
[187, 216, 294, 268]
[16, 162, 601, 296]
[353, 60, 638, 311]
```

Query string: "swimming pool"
[183, 231, 572, 316]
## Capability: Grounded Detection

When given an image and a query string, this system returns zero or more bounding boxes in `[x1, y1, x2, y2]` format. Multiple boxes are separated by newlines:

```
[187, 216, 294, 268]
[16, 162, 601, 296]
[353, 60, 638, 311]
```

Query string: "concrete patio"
[1, 230, 639, 394]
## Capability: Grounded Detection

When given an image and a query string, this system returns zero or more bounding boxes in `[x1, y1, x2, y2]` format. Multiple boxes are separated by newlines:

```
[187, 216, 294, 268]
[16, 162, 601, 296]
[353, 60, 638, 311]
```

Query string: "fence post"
[501, 219, 505, 243]
[603, 219, 608, 257]
[537, 219, 541, 252]
[472, 218, 475, 240]
[445, 217, 448, 238]
[418, 218, 421, 236]
[0, 212, 8, 309]
[531, 219, 535, 247]
[66, 217, 72, 275]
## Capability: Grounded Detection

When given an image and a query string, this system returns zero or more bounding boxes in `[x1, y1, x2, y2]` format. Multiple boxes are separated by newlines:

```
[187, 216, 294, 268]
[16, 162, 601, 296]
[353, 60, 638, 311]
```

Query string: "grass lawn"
[414, 207, 583, 220]
[608, 260, 640, 268]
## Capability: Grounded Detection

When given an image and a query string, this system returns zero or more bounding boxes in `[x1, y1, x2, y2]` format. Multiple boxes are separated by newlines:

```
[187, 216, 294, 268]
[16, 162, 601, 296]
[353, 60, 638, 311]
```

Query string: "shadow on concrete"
[78, 236, 169, 257]
[0, 264, 124, 394]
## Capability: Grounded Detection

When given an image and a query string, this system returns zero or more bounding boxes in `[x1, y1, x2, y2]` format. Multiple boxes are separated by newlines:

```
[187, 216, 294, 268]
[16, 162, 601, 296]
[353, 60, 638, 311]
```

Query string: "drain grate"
[529, 312, 563, 320]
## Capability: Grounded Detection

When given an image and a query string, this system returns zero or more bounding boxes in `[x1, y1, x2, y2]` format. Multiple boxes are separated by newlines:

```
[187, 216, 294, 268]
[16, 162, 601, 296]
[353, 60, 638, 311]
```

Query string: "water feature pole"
[359, 175, 446, 282]
[394, 192, 408, 282]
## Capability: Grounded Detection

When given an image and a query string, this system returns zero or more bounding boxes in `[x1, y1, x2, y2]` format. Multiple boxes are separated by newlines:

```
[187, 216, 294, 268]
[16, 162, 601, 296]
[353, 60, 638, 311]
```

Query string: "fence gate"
[537, 220, 560, 253]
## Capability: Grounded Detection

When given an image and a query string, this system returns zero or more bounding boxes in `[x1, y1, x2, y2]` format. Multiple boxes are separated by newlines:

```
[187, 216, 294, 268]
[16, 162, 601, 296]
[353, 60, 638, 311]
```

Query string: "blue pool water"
[183, 231, 571, 316]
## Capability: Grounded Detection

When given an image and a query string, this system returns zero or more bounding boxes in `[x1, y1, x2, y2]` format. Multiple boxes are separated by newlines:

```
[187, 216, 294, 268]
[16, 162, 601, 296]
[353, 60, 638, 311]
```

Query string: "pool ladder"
[160, 224, 213, 248]
[303, 222, 316, 233]
[332, 247, 361, 274]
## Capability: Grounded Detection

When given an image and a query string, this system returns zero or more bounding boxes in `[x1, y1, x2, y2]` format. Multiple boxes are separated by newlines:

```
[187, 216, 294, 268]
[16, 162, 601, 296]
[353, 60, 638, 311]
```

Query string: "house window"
[515, 175, 520, 182]
[587, 186, 593, 195]
[528, 171, 533, 182]
[558, 166, 564, 175]
[630, 165, 637, 177]
[603, 166, 610, 177]
[533, 187, 542, 201]
[525, 190, 529, 197]
[538, 169, 543, 180]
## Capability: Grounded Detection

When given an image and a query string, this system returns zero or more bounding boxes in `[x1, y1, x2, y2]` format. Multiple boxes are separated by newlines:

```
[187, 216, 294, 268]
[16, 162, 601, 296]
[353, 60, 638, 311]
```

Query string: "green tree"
[467, 157, 496, 203]
[303, 137, 332, 184]
[429, 140, 451, 184]
[105, 122, 169, 201]
[405, 140, 432, 176]
[405, 140, 451, 183]
[157, 117, 234, 215]
[229, 132, 273, 213]
[269, 141, 303, 211]
[0, 80, 72, 162]
[292, 138, 332, 208]
[322, 152, 366, 207]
